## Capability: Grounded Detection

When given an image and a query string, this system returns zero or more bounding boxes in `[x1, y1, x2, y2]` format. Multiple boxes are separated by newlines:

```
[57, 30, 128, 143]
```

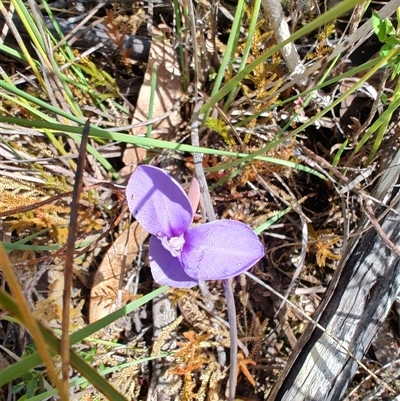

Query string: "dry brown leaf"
[122, 29, 183, 172]
[89, 221, 148, 323]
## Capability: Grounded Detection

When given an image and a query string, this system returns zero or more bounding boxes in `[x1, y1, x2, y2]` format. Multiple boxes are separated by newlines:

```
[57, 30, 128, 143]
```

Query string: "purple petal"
[149, 236, 198, 288]
[181, 220, 264, 280]
[126, 165, 193, 237]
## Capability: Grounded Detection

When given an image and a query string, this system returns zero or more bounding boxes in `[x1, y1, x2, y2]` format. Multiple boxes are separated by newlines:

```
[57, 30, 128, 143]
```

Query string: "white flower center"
[160, 235, 185, 257]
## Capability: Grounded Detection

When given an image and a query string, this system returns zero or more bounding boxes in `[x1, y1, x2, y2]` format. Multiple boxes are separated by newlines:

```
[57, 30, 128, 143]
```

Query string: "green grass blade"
[0, 286, 168, 387]
[200, 0, 365, 114]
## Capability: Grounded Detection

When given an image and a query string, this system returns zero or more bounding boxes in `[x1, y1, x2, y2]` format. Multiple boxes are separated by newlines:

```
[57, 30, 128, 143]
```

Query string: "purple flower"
[126, 165, 264, 288]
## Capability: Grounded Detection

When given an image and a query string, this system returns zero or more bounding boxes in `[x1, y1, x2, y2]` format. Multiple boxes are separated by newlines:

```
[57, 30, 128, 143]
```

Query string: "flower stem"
[191, 92, 237, 400]
[223, 278, 238, 401]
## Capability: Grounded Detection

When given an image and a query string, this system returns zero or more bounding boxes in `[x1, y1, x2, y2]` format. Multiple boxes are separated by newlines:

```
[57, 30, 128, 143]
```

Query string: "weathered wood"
[267, 148, 400, 401]
[146, 293, 178, 401]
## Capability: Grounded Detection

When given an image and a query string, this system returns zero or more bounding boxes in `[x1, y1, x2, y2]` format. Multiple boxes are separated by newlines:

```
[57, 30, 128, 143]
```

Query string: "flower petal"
[181, 220, 264, 280]
[149, 236, 198, 288]
[126, 165, 193, 237]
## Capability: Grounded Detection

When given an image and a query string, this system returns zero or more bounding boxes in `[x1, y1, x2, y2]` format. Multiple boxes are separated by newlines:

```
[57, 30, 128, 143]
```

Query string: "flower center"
[160, 234, 185, 257]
